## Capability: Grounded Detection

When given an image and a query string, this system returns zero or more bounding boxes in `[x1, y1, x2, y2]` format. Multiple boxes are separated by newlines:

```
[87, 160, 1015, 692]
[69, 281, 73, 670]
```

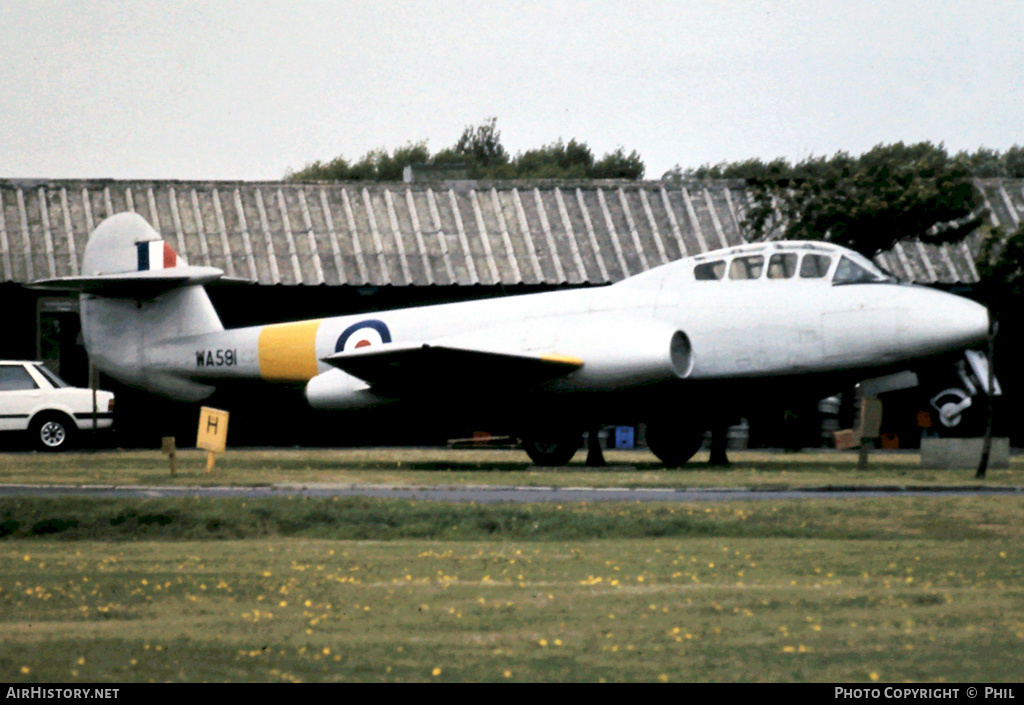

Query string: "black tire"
[645, 420, 704, 467]
[522, 434, 582, 466]
[30, 413, 75, 452]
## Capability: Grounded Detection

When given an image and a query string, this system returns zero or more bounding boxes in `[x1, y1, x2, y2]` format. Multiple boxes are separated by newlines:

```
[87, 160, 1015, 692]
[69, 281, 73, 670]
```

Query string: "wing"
[321, 343, 583, 391]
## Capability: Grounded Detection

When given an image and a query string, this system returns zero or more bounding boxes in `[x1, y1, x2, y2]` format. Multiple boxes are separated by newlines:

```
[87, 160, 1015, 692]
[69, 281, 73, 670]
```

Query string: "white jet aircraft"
[33, 213, 990, 465]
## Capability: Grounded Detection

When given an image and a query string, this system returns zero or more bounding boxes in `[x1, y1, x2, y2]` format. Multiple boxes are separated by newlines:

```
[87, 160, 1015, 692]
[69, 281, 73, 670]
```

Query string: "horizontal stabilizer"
[29, 265, 224, 297]
[322, 343, 583, 391]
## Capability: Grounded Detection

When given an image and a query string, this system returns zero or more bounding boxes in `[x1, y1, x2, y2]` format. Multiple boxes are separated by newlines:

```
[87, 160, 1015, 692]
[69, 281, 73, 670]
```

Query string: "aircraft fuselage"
[110, 241, 989, 422]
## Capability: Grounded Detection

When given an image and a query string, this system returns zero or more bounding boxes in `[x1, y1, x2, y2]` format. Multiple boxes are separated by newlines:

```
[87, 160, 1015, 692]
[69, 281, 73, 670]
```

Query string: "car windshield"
[35, 364, 70, 388]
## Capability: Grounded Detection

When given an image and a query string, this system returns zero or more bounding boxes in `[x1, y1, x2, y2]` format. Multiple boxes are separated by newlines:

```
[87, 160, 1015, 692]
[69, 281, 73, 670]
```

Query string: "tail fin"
[33, 213, 225, 401]
[35, 212, 224, 296]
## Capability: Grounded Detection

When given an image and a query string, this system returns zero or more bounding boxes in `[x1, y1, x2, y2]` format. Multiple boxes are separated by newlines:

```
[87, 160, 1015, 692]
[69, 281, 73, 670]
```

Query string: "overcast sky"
[1, 0, 1022, 181]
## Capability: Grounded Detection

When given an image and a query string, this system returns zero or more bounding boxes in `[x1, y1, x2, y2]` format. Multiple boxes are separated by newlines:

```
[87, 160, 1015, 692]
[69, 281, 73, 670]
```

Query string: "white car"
[0, 361, 115, 451]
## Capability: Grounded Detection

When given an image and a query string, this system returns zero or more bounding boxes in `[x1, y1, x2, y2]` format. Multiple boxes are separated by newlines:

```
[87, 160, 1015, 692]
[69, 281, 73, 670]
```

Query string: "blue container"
[614, 426, 635, 449]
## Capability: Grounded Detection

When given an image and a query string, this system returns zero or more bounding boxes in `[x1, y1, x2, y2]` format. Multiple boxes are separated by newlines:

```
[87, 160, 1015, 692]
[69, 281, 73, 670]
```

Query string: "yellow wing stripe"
[258, 320, 323, 381]
[540, 353, 584, 367]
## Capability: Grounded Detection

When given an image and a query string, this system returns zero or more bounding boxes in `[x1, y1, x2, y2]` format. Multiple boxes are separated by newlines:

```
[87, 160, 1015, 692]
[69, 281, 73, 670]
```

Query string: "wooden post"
[857, 397, 883, 471]
[206, 450, 216, 472]
[857, 440, 871, 470]
[89, 362, 97, 434]
[161, 436, 177, 477]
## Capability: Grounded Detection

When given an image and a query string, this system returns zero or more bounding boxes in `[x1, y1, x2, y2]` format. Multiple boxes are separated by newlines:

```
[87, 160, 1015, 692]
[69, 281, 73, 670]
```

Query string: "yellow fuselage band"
[258, 320, 323, 382]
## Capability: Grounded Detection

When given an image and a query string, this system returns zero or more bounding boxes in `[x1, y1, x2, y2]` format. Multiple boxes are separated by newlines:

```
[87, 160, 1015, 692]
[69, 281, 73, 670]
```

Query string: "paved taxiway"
[2, 483, 1021, 502]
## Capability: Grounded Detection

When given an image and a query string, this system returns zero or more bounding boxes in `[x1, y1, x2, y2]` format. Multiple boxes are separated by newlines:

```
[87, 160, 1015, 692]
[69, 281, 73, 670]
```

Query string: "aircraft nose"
[907, 288, 989, 354]
[950, 295, 990, 347]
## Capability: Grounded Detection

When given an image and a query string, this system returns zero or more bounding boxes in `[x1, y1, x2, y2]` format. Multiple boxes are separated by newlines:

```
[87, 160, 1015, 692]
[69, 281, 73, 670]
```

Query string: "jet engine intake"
[541, 319, 694, 391]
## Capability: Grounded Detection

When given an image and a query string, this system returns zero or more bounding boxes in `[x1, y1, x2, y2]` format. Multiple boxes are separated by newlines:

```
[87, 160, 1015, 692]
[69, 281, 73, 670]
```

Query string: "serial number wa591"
[196, 349, 237, 367]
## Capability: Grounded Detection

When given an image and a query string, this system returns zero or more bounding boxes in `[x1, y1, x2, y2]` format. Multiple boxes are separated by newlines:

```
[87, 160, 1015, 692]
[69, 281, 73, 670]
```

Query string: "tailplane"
[32, 213, 225, 401]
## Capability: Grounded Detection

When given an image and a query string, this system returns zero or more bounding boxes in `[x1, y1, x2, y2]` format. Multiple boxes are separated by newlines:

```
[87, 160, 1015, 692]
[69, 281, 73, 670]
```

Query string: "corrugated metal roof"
[0, 179, 750, 286]
[2, 177, 1020, 287]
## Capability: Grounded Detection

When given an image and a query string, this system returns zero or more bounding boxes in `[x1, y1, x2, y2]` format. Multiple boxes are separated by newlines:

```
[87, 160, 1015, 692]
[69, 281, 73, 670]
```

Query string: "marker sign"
[196, 407, 229, 452]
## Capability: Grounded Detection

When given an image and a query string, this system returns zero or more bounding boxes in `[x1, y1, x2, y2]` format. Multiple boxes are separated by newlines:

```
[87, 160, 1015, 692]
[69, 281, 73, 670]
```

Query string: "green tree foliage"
[666, 144, 1024, 182]
[453, 117, 509, 170]
[666, 142, 985, 256]
[514, 139, 595, 179]
[591, 147, 645, 180]
[1005, 146, 1024, 178]
[665, 143, 1024, 257]
[286, 118, 644, 182]
[977, 222, 1024, 320]
[663, 157, 791, 182]
[954, 145, 1024, 178]
[287, 142, 431, 181]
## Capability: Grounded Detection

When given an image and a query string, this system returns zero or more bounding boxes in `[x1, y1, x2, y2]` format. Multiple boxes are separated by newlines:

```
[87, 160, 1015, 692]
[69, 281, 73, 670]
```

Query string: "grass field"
[0, 449, 1022, 682]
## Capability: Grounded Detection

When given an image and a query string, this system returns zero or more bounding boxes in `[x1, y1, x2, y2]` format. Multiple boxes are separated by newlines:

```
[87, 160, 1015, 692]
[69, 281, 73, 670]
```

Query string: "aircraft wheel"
[522, 434, 582, 466]
[930, 388, 988, 437]
[30, 413, 76, 452]
[645, 421, 704, 467]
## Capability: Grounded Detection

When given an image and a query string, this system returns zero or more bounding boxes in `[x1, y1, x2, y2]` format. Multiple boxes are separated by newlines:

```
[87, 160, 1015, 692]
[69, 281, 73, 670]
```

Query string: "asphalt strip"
[0, 483, 1022, 502]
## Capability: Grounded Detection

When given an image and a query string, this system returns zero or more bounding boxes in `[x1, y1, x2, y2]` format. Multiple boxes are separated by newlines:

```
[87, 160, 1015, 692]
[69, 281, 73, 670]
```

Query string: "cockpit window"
[767, 253, 797, 279]
[694, 260, 725, 280]
[799, 254, 832, 278]
[832, 254, 894, 285]
[728, 255, 764, 280]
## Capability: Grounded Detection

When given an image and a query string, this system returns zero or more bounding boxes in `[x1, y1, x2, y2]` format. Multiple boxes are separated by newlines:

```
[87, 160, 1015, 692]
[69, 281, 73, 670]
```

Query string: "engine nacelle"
[305, 368, 396, 411]
[536, 317, 693, 391]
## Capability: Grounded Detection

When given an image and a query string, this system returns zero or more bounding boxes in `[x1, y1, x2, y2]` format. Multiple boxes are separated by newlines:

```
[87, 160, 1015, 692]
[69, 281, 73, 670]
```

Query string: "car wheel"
[30, 414, 75, 452]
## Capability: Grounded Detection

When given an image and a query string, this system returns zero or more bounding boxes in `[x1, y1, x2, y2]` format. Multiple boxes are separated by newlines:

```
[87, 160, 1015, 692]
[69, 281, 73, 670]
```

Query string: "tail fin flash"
[135, 239, 179, 271]
[32, 213, 225, 401]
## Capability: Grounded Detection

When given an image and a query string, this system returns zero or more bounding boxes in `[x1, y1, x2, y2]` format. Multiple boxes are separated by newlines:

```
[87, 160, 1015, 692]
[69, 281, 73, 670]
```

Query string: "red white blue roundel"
[335, 319, 392, 353]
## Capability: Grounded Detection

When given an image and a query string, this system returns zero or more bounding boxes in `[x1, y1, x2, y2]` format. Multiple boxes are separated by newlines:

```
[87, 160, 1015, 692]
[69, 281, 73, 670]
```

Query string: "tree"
[976, 222, 1024, 321]
[591, 147, 644, 180]
[662, 157, 789, 182]
[954, 145, 1024, 179]
[665, 143, 981, 257]
[1003, 145, 1024, 178]
[514, 139, 594, 179]
[286, 142, 430, 181]
[286, 119, 646, 182]
[452, 117, 509, 170]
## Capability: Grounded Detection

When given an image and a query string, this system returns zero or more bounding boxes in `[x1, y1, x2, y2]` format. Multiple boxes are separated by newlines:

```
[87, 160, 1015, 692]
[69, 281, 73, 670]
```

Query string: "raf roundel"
[335, 319, 392, 353]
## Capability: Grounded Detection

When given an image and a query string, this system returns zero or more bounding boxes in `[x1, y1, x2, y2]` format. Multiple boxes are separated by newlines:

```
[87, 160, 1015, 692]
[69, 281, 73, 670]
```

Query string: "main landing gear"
[521, 420, 709, 468]
[644, 420, 706, 468]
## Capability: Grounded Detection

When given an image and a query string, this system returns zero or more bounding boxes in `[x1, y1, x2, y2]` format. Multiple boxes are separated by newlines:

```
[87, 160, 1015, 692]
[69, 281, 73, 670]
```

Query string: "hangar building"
[0, 177, 1019, 447]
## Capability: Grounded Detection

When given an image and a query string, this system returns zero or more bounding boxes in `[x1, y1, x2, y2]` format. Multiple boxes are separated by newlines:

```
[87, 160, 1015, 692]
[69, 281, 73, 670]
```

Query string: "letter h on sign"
[197, 407, 229, 453]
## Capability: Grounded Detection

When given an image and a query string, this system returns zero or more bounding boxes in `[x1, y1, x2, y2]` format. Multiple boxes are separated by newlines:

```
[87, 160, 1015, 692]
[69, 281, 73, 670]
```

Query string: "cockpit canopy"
[691, 242, 895, 285]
